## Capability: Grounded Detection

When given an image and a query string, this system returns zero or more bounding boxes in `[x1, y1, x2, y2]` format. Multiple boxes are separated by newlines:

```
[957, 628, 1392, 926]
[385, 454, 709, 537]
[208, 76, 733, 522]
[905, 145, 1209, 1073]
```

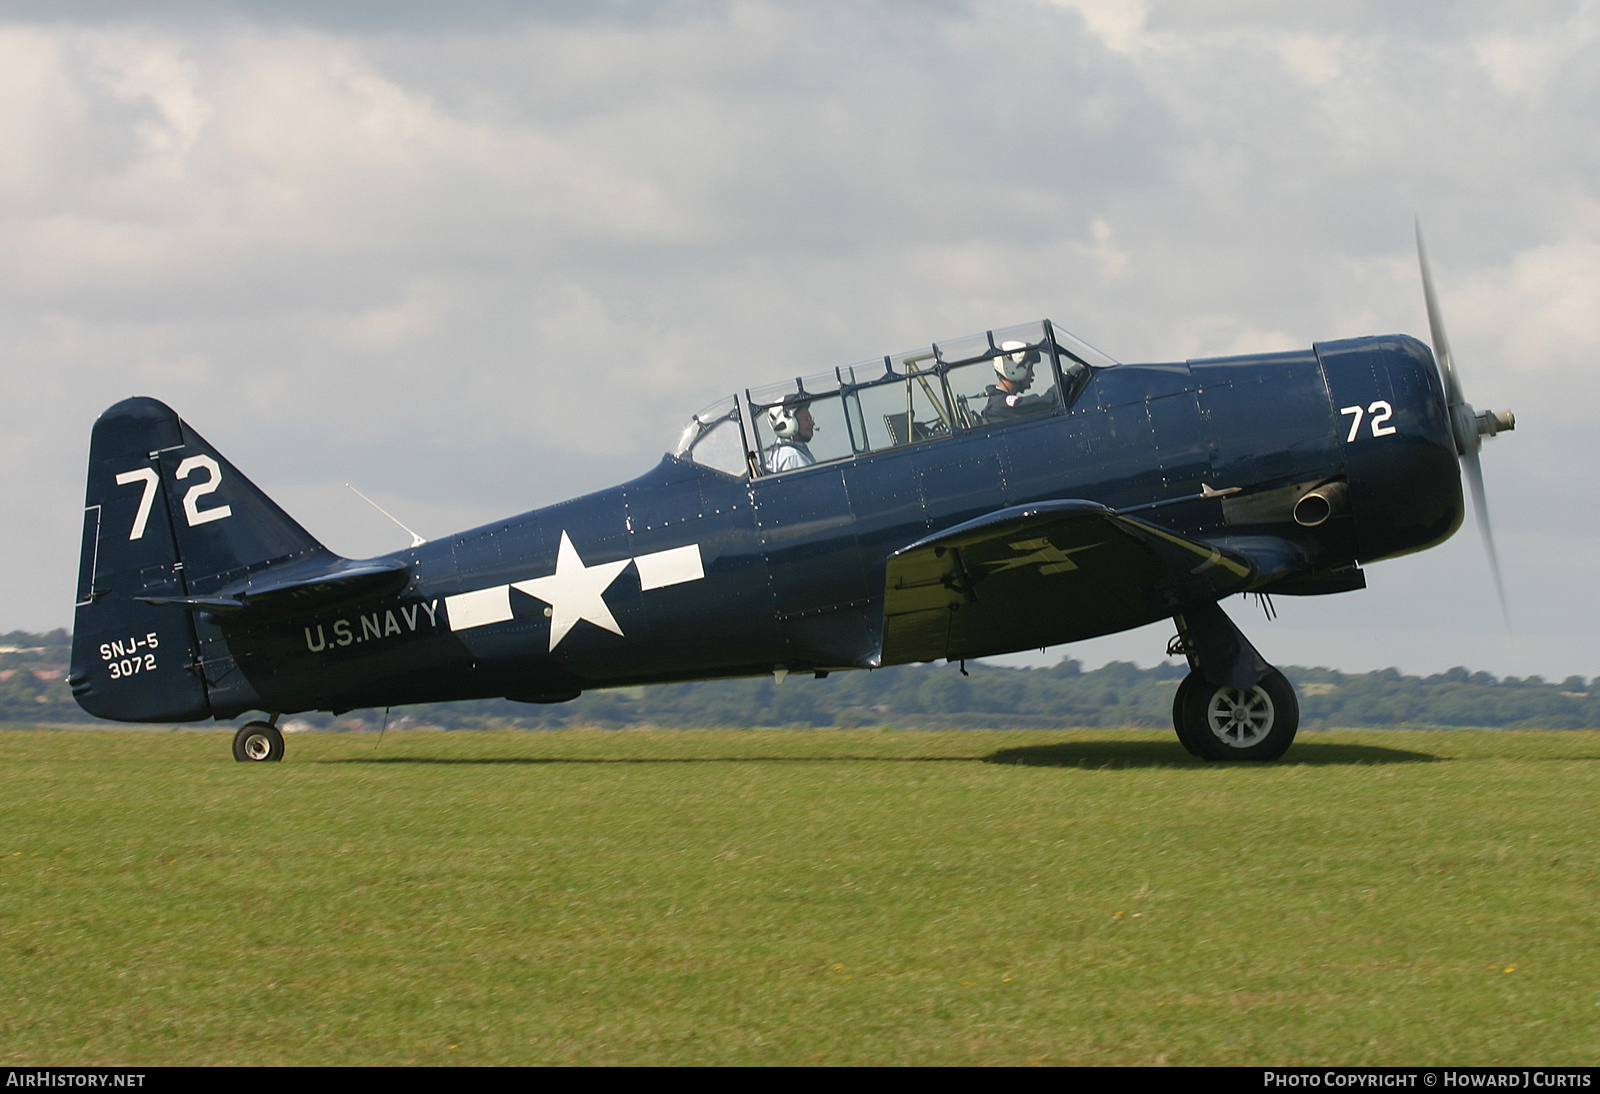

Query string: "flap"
[880, 500, 1258, 665]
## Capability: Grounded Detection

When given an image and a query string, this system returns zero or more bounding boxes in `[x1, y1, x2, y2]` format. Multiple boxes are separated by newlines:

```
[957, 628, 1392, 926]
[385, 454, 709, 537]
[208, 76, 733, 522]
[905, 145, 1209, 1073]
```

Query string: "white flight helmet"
[994, 340, 1040, 385]
[767, 398, 810, 440]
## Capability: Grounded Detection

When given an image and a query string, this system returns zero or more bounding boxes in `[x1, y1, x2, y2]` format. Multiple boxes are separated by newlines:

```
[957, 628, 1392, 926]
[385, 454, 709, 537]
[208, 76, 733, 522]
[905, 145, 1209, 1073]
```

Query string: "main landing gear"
[232, 715, 285, 762]
[1169, 602, 1299, 762]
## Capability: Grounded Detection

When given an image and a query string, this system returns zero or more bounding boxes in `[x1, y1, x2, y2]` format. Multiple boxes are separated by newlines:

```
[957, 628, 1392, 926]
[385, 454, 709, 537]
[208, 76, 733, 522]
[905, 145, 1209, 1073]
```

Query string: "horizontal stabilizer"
[136, 557, 411, 615]
[881, 499, 1259, 665]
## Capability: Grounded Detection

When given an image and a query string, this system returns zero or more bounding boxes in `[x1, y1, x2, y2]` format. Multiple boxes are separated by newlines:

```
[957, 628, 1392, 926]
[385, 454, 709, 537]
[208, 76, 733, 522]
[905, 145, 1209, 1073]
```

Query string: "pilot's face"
[795, 407, 815, 441]
[1002, 363, 1034, 393]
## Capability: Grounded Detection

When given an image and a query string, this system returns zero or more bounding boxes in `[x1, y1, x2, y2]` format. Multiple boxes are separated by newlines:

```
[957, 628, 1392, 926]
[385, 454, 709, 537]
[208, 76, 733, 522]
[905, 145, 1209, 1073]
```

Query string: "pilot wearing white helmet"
[765, 395, 817, 472]
[983, 341, 1054, 422]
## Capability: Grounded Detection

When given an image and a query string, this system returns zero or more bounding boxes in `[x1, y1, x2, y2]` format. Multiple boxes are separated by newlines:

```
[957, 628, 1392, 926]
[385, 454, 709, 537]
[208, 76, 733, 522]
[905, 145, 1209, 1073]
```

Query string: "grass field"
[1, 726, 1597, 1066]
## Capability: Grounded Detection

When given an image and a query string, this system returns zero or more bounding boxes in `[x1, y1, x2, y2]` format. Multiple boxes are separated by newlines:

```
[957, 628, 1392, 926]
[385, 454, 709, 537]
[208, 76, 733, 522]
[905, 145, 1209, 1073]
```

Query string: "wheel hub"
[1204, 685, 1275, 748]
[243, 733, 272, 760]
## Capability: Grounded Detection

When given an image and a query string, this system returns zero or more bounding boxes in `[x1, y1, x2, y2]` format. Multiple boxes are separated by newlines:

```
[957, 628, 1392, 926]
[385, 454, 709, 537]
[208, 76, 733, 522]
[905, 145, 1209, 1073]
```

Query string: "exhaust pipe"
[1293, 481, 1349, 528]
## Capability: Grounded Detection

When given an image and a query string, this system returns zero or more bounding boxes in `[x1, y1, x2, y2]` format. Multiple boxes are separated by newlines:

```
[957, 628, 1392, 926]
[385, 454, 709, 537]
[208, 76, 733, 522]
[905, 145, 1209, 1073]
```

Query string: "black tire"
[232, 721, 285, 763]
[1177, 669, 1298, 762]
[1171, 672, 1207, 757]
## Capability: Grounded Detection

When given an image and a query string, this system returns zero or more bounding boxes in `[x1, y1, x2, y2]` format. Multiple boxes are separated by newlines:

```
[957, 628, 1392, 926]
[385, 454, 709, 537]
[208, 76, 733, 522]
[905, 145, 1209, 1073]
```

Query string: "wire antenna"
[346, 483, 426, 547]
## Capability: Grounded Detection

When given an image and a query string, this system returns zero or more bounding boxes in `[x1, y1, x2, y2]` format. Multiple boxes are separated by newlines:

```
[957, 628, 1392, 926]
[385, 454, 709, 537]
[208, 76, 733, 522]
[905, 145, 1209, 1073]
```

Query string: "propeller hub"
[1476, 408, 1515, 437]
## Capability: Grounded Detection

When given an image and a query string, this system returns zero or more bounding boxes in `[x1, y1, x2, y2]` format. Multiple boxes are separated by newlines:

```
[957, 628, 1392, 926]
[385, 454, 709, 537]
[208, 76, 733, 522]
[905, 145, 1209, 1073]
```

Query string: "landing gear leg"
[1170, 603, 1299, 762]
[232, 714, 285, 763]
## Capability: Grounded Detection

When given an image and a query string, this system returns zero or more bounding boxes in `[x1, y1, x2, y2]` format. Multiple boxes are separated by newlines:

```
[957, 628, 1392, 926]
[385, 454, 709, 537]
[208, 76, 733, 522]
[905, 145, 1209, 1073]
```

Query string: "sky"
[2, 0, 1597, 681]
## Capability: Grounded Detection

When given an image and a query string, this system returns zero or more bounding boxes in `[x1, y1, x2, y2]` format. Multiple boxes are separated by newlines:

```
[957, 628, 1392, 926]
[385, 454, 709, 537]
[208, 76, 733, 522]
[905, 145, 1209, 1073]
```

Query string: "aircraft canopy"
[671, 320, 1117, 478]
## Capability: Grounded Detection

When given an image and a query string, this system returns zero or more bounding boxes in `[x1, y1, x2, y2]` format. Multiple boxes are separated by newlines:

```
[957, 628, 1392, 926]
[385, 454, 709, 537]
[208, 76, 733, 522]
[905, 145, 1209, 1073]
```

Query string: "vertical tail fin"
[71, 397, 329, 721]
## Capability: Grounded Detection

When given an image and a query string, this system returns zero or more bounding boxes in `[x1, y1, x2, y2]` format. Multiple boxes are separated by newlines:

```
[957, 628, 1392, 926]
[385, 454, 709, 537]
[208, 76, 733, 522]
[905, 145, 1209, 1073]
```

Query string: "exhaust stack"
[1293, 481, 1349, 528]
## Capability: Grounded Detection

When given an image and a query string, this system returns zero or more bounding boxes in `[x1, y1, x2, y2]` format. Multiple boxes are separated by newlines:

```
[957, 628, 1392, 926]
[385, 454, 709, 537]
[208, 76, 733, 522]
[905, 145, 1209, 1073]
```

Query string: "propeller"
[1414, 220, 1515, 627]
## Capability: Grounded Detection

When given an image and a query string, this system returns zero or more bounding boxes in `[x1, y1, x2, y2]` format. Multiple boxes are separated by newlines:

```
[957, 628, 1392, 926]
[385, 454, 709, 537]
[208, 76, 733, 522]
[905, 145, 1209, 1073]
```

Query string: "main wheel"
[232, 721, 285, 763]
[1176, 669, 1298, 761]
[1171, 673, 1206, 757]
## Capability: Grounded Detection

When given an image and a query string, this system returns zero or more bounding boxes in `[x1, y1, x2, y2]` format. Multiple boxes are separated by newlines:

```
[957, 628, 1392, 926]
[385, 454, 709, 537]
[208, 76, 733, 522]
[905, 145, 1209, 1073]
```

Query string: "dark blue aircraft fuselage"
[176, 334, 1459, 720]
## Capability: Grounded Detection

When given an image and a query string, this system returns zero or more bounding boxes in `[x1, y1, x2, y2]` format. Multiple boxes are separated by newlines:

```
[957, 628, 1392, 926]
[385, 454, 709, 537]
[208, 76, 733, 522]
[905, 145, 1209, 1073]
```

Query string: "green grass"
[2, 726, 1598, 1065]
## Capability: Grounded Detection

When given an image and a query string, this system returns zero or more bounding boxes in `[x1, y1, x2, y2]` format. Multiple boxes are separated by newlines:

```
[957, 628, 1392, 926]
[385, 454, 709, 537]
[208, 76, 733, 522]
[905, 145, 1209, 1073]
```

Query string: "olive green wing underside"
[880, 499, 1258, 665]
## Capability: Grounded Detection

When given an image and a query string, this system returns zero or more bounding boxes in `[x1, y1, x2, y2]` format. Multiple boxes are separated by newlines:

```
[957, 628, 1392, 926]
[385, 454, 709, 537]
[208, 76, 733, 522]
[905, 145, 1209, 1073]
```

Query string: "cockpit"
[670, 320, 1116, 478]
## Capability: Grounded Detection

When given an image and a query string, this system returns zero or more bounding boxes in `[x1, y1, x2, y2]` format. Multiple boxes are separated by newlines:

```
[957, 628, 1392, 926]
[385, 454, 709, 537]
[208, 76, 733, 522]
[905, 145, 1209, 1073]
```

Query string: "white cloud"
[1044, 0, 1150, 56]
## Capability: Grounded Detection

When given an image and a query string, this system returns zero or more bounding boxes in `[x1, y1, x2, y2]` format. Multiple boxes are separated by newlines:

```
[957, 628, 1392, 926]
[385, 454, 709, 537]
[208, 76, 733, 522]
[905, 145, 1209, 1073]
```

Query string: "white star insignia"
[512, 531, 633, 652]
[442, 535, 705, 646]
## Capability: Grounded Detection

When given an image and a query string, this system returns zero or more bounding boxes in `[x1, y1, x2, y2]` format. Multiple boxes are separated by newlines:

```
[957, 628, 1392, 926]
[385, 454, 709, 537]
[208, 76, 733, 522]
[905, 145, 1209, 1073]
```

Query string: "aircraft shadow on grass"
[324, 754, 976, 766]
[985, 739, 1440, 768]
[322, 739, 1439, 768]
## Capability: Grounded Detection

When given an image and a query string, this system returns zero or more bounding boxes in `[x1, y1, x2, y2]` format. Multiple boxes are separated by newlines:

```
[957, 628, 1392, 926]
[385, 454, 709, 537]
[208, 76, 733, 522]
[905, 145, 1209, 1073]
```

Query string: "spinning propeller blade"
[1415, 220, 1514, 628]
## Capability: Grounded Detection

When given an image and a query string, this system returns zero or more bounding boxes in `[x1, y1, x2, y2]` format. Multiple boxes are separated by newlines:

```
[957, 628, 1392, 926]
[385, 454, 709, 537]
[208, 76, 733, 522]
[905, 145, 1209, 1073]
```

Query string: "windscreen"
[671, 396, 750, 477]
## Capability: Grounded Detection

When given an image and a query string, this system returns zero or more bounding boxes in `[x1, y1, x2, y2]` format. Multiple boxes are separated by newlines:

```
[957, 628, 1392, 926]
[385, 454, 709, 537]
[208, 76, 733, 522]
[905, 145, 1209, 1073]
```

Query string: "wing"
[880, 500, 1259, 665]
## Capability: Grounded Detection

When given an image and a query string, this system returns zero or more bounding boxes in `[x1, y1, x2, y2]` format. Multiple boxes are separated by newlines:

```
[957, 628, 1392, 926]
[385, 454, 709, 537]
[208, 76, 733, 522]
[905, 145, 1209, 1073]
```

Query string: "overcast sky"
[3, 1, 1597, 681]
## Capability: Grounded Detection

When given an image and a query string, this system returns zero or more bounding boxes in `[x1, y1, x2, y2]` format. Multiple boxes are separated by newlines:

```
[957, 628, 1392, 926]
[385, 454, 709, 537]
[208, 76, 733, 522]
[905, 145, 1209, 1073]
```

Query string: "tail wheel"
[1175, 669, 1299, 761]
[232, 721, 285, 763]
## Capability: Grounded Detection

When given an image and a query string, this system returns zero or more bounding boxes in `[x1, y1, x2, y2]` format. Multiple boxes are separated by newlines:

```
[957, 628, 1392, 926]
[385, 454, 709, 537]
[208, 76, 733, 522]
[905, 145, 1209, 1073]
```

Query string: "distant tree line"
[4, 628, 1597, 730]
